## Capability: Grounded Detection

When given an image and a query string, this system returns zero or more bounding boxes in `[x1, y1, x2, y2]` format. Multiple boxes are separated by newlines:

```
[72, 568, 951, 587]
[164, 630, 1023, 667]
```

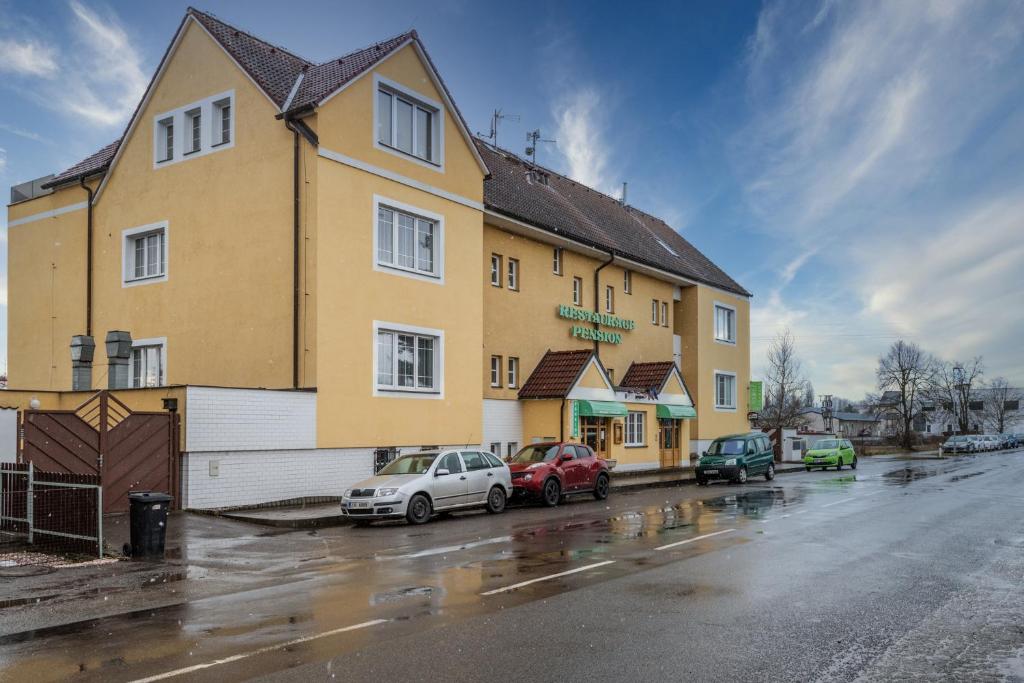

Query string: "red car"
[506, 442, 611, 506]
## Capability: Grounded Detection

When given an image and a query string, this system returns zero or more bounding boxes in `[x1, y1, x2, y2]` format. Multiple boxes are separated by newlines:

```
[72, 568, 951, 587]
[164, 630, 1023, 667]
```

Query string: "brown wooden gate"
[19, 392, 179, 514]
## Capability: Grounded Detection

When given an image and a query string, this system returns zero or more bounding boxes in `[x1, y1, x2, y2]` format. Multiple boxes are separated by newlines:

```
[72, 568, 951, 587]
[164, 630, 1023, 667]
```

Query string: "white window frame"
[651, 299, 658, 325]
[372, 320, 445, 399]
[714, 302, 737, 345]
[490, 355, 502, 388]
[714, 370, 737, 411]
[661, 301, 669, 327]
[624, 269, 632, 294]
[130, 337, 167, 388]
[122, 221, 169, 287]
[507, 258, 519, 291]
[553, 247, 563, 275]
[213, 97, 232, 146]
[507, 357, 519, 389]
[573, 277, 583, 306]
[186, 108, 202, 154]
[372, 195, 445, 284]
[605, 285, 614, 313]
[625, 411, 646, 447]
[491, 254, 502, 287]
[152, 90, 235, 168]
[373, 74, 445, 171]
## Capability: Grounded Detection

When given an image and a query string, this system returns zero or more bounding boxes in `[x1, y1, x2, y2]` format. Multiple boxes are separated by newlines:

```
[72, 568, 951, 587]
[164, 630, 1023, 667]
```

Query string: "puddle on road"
[700, 488, 803, 520]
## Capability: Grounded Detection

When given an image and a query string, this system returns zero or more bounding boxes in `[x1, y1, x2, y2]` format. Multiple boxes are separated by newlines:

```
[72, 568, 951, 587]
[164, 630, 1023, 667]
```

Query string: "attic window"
[654, 236, 679, 257]
[375, 75, 443, 168]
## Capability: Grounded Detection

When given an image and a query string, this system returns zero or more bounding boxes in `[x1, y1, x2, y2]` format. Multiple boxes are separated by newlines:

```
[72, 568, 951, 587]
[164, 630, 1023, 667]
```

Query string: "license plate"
[814, 459, 824, 463]
[349, 501, 370, 509]
[704, 469, 718, 475]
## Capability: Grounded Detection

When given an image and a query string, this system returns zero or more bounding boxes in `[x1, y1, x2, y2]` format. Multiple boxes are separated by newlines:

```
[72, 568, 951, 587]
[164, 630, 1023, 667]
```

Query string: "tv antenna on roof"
[525, 129, 556, 164]
[478, 109, 519, 149]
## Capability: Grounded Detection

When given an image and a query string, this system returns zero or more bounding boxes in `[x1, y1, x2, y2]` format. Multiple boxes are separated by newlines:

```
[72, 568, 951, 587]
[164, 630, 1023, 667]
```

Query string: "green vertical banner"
[748, 381, 764, 412]
[571, 400, 580, 438]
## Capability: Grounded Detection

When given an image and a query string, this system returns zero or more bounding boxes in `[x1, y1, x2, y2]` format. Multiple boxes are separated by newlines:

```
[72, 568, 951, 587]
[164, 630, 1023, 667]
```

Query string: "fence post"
[27, 461, 34, 544]
[97, 482, 103, 558]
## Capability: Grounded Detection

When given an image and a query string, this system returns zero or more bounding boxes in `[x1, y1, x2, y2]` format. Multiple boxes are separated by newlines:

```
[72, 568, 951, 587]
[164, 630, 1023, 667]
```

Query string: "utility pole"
[525, 129, 556, 164]
[822, 394, 834, 434]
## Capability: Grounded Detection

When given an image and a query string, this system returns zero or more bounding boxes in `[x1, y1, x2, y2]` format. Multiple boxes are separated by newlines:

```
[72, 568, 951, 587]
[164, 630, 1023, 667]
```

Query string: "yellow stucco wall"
[482, 224, 678, 399]
[676, 286, 751, 444]
[313, 47, 485, 449]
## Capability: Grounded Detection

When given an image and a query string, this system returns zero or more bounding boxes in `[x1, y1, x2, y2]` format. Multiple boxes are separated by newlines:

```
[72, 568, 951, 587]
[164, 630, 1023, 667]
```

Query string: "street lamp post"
[953, 363, 966, 434]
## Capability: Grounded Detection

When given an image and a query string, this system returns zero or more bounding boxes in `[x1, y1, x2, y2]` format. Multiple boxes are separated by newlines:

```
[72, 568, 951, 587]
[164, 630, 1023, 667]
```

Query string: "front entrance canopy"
[656, 404, 697, 419]
[577, 400, 628, 418]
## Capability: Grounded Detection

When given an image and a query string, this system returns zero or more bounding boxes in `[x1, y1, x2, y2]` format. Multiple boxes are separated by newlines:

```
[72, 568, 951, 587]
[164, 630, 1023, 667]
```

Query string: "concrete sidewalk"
[218, 462, 808, 529]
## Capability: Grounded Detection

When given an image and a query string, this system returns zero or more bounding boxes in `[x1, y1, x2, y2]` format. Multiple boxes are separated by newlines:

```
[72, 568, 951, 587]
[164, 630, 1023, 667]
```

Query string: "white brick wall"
[185, 386, 316, 452]
[181, 448, 374, 509]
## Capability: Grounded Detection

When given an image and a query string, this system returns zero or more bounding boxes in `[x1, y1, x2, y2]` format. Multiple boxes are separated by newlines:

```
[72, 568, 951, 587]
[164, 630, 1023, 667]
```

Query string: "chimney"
[70, 335, 95, 391]
[105, 330, 133, 389]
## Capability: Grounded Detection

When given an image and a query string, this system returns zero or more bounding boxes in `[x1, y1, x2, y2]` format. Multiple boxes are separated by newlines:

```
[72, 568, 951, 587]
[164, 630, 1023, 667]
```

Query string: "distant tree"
[802, 381, 816, 408]
[761, 330, 808, 430]
[876, 340, 937, 449]
[927, 357, 984, 433]
[982, 377, 1020, 434]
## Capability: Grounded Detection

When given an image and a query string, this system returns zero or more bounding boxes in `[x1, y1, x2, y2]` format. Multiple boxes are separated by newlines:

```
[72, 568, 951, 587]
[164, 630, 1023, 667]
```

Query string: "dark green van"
[696, 432, 776, 485]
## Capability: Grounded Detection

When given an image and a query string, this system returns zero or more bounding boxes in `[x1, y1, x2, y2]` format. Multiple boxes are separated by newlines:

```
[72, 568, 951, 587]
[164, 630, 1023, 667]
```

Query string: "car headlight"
[343, 489, 353, 497]
[377, 488, 399, 497]
[524, 473, 533, 482]
[725, 458, 737, 466]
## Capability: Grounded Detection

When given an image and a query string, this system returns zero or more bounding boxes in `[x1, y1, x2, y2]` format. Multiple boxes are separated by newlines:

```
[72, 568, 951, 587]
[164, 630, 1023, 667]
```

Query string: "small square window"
[491, 255, 502, 287]
[131, 342, 166, 388]
[715, 373, 737, 410]
[507, 442, 519, 458]
[123, 224, 168, 286]
[714, 304, 736, 343]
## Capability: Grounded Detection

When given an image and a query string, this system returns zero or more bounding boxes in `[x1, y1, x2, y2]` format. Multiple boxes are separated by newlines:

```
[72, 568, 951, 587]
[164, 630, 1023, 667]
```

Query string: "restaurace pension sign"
[557, 304, 635, 345]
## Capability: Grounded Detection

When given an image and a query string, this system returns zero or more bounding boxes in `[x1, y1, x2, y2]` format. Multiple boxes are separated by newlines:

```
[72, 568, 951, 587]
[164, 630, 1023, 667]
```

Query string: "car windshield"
[509, 445, 560, 463]
[708, 439, 746, 456]
[815, 440, 841, 449]
[949, 436, 966, 443]
[378, 453, 438, 475]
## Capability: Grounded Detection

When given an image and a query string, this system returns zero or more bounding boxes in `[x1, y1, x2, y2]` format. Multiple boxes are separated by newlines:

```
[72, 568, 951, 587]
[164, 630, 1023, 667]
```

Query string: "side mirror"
[702, 451, 708, 457]
[560, 452, 574, 462]
[435, 468, 450, 477]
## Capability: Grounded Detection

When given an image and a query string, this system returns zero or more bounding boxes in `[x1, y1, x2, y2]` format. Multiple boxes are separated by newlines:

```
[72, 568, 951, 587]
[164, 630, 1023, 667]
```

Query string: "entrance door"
[659, 419, 681, 468]
[581, 417, 609, 459]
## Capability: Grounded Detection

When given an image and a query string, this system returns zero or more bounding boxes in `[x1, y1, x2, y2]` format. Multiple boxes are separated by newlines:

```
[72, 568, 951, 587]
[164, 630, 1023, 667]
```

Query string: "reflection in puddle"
[700, 488, 798, 520]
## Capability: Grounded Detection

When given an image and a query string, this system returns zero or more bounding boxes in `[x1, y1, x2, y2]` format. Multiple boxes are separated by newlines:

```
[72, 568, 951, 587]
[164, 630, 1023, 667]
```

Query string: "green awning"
[657, 404, 697, 419]
[576, 400, 628, 417]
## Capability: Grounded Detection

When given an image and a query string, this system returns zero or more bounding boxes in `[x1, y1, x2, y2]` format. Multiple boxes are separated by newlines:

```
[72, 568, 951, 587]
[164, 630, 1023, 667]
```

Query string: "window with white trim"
[715, 372, 736, 410]
[376, 205, 439, 277]
[508, 258, 519, 291]
[625, 411, 646, 446]
[573, 277, 583, 305]
[376, 329, 440, 392]
[214, 98, 231, 145]
[651, 299, 658, 325]
[153, 90, 234, 166]
[377, 85, 440, 164]
[490, 355, 502, 387]
[661, 301, 669, 327]
[714, 304, 736, 343]
[624, 269, 632, 294]
[124, 226, 167, 284]
[553, 248, 563, 275]
[489, 442, 501, 456]
[157, 118, 173, 162]
[507, 357, 519, 388]
[491, 254, 502, 287]
[507, 442, 518, 458]
[605, 285, 614, 313]
[131, 343, 165, 388]
[186, 109, 201, 154]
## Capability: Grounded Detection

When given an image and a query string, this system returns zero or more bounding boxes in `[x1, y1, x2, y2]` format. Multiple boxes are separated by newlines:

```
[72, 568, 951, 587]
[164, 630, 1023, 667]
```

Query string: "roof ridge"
[187, 7, 314, 65]
[317, 29, 415, 67]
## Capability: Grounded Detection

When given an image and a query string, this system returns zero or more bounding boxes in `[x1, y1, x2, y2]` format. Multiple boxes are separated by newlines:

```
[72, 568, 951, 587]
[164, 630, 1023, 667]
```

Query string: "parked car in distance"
[340, 450, 512, 525]
[941, 435, 977, 455]
[804, 439, 857, 471]
[696, 432, 776, 485]
[506, 442, 610, 506]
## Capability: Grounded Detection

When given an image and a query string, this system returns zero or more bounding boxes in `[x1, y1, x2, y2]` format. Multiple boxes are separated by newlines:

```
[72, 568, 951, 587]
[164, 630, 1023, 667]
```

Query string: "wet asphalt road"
[2, 452, 1024, 682]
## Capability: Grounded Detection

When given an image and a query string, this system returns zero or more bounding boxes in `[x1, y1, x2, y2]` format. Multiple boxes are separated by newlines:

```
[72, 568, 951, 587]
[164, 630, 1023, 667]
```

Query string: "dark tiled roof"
[478, 141, 750, 297]
[42, 141, 120, 189]
[286, 32, 413, 112]
[188, 8, 311, 107]
[518, 350, 595, 399]
[619, 361, 676, 391]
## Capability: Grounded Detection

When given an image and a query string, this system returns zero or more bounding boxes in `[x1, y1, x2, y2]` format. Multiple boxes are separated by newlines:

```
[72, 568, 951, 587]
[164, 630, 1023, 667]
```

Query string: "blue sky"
[2, 0, 1023, 397]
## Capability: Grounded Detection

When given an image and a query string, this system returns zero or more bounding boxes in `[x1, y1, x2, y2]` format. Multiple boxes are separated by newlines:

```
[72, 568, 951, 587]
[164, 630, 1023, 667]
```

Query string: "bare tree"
[927, 357, 984, 433]
[761, 330, 808, 430]
[876, 340, 936, 449]
[802, 381, 816, 408]
[982, 377, 1021, 434]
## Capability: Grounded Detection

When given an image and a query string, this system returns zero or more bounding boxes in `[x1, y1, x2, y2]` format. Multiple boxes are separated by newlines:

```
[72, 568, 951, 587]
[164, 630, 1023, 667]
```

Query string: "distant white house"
[917, 388, 1023, 435]
[798, 408, 882, 438]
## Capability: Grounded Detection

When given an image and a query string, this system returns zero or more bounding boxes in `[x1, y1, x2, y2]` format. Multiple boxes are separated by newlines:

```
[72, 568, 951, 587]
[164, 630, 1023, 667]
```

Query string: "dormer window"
[375, 75, 443, 168]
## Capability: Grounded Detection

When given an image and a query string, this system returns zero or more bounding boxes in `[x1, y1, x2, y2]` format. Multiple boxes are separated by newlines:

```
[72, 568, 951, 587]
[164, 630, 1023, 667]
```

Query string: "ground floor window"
[625, 411, 646, 446]
[375, 325, 441, 393]
[506, 442, 518, 459]
[489, 442, 501, 456]
[131, 341, 166, 388]
[715, 372, 736, 409]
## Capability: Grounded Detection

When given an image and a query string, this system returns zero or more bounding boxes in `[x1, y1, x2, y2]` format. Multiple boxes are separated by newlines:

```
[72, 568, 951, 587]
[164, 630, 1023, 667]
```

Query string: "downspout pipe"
[593, 251, 615, 358]
[560, 397, 565, 441]
[79, 178, 94, 337]
[285, 121, 301, 389]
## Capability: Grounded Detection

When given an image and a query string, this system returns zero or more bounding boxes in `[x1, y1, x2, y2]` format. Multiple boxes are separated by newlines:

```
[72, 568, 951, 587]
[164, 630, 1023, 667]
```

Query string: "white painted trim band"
[480, 560, 616, 596]
[8, 201, 88, 227]
[319, 147, 483, 212]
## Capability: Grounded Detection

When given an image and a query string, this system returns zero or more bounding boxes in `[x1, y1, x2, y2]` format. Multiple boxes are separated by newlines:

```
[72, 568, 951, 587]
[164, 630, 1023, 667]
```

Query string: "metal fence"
[0, 463, 103, 563]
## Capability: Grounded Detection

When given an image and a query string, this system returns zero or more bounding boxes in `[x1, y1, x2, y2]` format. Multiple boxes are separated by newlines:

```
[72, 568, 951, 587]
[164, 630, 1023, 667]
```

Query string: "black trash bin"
[128, 491, 173, 560]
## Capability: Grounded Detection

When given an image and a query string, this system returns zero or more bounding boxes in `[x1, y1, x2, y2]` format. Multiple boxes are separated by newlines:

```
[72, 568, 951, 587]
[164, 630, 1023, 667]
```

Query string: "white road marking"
[480, 560, 616, 596]
[820, 497, 856, 508]
[760, 514, 791, 523]
[379, 535, 513, 560]
[655, 528, 736, 551]
[128, 619, 388, 683]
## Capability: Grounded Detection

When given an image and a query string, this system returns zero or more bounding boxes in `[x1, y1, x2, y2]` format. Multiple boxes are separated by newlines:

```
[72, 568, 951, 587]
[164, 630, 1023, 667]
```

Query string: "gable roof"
[518, 349, 597, 399]
[42, 141, 120, 189]
[478, 141, 749, 297]
[619, 361, 677, 392]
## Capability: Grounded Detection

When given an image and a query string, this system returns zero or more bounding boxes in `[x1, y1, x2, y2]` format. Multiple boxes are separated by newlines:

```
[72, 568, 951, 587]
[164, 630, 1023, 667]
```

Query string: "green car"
[696, 432, 776, 485]
[804, 439, 857, 471]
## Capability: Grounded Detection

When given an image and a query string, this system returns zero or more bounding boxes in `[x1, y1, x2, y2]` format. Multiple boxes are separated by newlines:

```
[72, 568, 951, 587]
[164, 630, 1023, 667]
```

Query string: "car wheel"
[737, 467, 748, 484]
[805, 466, 811, 472]
[697, 476, 708, 486]
[851, 456, 857, 470]
[486, 486, 507, 514]
[765, 463, 775, 481]
[405, 493, 432, 525]
[542, 478, 561, 507]
[836, 460, 843, 471]
[593, 473, 610, 500]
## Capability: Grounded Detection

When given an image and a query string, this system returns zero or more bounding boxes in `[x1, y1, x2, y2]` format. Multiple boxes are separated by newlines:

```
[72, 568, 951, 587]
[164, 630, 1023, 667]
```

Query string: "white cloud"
[0, 123, 49, 144]
[0, 38, 59, 77]
[553, 87, 612, 193]
[0, 147, 6, 174]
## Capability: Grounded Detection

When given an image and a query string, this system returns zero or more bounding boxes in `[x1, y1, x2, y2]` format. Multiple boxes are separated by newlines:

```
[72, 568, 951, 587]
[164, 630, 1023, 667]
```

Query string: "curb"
[611, 464, 807, 492]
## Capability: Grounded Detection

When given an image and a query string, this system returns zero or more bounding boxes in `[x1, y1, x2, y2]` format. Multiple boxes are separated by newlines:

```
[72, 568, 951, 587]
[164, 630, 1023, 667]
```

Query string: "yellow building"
[5, 9, 751, 505]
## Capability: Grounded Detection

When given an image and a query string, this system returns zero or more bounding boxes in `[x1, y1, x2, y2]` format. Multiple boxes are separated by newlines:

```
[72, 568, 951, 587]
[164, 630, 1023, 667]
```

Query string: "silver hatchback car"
[340, 449, 513, 525]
